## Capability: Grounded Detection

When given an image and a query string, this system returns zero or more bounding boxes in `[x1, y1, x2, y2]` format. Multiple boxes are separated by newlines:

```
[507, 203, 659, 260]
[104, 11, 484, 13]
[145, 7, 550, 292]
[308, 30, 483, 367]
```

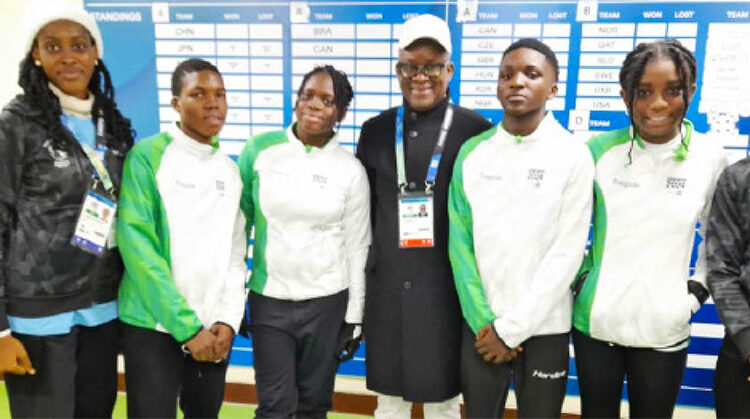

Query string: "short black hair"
[296, 65, 353, 113]
[502, 38, 559, 81]
[171, 58, 222, 97]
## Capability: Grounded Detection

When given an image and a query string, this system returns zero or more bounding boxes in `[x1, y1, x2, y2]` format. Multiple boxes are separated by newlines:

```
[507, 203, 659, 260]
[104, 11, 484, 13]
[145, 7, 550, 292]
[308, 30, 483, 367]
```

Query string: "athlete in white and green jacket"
[573, 121, 726, 349]
[239, 124, 369, 320]
[450, 109, 594, 341]
[117, 124, 247, 340]
[239, 66, 370, 418]
[571, 40, 728, 418]
[117, 59, 247, 417]
[449, 39, 594, 418]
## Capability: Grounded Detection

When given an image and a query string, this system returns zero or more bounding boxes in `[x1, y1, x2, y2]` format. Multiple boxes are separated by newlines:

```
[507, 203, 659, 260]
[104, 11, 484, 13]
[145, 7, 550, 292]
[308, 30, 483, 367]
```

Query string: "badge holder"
[394, 104, 452, 249]
[72, 180, 117, 257]
[398, 182, 435, 248]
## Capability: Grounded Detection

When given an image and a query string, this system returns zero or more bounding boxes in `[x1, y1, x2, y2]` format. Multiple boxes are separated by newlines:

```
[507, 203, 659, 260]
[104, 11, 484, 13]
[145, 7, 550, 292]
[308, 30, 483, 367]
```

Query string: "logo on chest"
[527, 168, 545, 188]
[215, 180, 226, 196]
[43, 139, 71, 168]
[312, 174, 328, 186]
[666, 176, 687, 196]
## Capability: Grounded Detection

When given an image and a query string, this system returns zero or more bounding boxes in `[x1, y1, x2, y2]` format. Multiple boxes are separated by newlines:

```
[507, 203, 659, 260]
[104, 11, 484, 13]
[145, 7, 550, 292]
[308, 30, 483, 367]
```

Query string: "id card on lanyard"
[398, 191, 434, 247]
[395, 104, 453, 248]
[71, 115, 117, 257]
[72, 191, 116, 256]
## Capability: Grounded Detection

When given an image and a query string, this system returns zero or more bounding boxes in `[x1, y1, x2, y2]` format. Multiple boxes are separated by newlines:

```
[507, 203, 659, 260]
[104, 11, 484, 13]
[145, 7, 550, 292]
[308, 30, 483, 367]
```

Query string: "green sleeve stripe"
[237, 130, 289, 294]
[573, 180, 607, 334]
[117, 132, 203, 342]
[449, 127, 497, 335]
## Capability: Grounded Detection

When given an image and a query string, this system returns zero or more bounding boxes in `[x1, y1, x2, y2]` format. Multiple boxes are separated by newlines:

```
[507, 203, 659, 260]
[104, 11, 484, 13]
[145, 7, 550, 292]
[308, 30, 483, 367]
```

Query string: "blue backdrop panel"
[83, 0, 750, 409]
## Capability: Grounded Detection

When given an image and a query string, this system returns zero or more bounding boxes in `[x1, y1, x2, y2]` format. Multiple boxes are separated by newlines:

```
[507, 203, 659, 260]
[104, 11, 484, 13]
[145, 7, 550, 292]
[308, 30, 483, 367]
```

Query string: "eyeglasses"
[395, 63, 446, 78]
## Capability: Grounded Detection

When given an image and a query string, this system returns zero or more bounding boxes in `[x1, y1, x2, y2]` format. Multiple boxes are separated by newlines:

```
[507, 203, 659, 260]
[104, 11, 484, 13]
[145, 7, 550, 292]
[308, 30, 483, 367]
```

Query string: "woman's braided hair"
[18, 35, 134, 152]
[619, 39, 696, 164]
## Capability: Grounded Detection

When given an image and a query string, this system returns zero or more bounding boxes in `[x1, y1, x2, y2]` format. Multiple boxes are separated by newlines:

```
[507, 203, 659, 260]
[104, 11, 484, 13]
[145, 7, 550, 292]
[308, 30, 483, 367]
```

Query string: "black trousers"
[122, 323, 228, 419]
[249, 290, 347, 419]
[572, 328, 687, 418]
[714, 336, 750, 418]
[4, 319, 119, 418]
[460, 322, 569, 418]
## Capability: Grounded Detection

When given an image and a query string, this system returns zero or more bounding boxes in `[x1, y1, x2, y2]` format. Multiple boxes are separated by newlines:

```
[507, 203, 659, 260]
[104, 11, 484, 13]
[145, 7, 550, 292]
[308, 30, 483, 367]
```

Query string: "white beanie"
[24, 4, 104, 58]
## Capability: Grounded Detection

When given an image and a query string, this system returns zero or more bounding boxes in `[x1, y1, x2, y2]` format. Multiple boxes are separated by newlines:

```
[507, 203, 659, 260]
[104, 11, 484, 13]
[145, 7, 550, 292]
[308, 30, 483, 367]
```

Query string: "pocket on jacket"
[640, 278, 692, 343]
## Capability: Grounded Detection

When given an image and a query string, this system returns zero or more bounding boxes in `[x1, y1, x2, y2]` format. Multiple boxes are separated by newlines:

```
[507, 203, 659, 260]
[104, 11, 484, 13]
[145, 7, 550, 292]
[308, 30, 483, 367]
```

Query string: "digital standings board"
[83, 0, 750, 408]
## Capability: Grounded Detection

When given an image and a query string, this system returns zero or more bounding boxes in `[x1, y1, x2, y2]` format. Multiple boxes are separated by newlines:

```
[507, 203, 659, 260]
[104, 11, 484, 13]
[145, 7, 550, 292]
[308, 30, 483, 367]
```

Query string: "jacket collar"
[631, 119, 693, 161]
[168, 122, 219, 157]
[287, 123, 340, 153]
[494, 112, 562, 145]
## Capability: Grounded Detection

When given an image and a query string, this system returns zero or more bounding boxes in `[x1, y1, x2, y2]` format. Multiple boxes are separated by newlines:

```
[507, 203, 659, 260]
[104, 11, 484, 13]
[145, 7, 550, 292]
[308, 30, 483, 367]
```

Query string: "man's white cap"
[23, 3, 104, 58]
[397, 14, 452, 55]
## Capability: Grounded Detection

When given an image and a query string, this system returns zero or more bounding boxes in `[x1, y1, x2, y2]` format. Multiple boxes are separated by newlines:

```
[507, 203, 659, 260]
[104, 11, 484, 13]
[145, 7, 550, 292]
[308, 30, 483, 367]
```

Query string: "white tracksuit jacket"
[118, 124, 248, 341]
[238, 126, 371, 323]
[573, 121, 728, 349]
[449, 113, 594, 348]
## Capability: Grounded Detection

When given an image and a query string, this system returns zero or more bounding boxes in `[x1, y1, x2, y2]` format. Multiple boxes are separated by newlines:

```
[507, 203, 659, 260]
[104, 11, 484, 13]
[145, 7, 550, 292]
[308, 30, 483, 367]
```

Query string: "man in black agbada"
[356, 13, 493, 418]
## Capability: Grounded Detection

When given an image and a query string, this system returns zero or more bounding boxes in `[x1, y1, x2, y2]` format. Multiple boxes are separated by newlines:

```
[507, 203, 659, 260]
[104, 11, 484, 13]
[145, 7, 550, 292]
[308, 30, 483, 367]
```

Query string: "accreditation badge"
[398, 192, 434, 248]
[71, 190, 117, 256]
